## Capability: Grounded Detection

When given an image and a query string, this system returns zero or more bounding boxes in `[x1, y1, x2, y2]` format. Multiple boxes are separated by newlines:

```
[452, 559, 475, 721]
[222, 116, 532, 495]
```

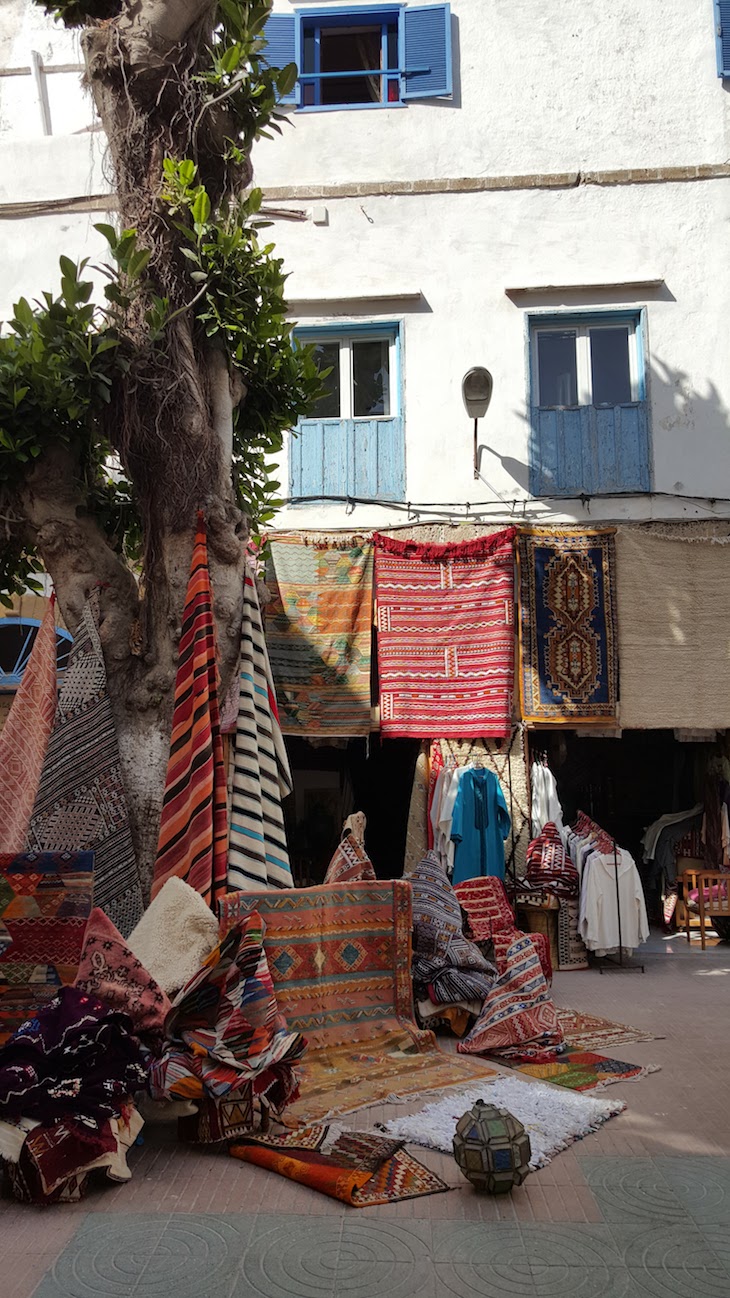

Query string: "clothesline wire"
[282, 491, 730, 522]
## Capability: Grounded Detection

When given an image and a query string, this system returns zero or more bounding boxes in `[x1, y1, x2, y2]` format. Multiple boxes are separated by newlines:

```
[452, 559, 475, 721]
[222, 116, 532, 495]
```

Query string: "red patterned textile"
[526, 823, 578, 898]
[426, 742, 443, 849]
[74, 907, 171, 1042]
[373, 529, 516, 738]
[324, 833, 376, 885]
[457, 933, 563, 1060]
[455, 876, 552, 984]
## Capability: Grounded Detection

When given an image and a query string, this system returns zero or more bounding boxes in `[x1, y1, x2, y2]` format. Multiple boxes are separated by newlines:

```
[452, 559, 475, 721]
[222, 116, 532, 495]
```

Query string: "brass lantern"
[453, 1098, 531, 1194]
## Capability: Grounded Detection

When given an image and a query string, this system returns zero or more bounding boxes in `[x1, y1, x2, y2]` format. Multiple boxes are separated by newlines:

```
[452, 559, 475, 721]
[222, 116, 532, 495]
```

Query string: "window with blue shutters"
[527, 312, 651, 498]
[290, 324, 405, 502]
[715, 1, 730, 76]
[261, 4, 452, 109]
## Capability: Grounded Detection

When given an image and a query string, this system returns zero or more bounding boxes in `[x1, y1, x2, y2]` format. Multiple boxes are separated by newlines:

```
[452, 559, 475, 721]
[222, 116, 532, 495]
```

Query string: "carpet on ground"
[152, 514, 228, 911]
[616, 525, 730, 729]
[219, 881, 498, 1123]
[0, 851, 94, 1045]
[556, 1007, 663, 1052]
[231, 1122, 449, 1206]
[264, 535, 374, 737]
[24, 591, 143, 937]
[379, 1075, 626, 1170]
[373, 528, 516, 739]
[228, 564, 294, 892]
[0, 598, 58, 854]
[518, 528, 618, 724]
[511, 1049, 661, 1091]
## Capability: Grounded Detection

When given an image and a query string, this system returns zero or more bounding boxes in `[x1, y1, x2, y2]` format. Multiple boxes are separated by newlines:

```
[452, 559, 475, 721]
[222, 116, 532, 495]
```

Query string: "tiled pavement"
[4, 929, 730, 1297]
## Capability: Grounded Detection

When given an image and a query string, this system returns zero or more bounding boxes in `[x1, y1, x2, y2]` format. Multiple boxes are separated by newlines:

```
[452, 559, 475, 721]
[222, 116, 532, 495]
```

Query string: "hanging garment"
[228, 566, 293, 892]
[579, 849, 649, 954]
[0, 598, 58, 853]
[530, 762, 564, 837]
[641, 805, 703, 862]
[450, 767, 511, 885]
[152, 515, 228, 911]
[403, 742, 430, 874]
[25, 592, 143, 938]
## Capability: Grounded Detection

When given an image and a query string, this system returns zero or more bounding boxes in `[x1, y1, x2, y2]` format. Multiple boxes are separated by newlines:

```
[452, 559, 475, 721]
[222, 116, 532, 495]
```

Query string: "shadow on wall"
[482, 356, 730, 511]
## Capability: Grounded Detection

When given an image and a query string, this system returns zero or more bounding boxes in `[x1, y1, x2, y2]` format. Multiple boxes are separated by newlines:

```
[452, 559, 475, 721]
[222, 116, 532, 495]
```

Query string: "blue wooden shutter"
[262, 14, 298, 103]
[402, 4, 452, 99]
[716, 1, 730, 76]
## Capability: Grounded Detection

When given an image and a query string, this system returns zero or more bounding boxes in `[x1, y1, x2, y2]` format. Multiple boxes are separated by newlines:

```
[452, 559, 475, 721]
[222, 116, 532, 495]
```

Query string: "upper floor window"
[263, 4, 452, 110]
[0, 617, 71, 689]
[715, 1, 730, 77]
[528, 312, 651, 498]
[290, 324, 405, 501]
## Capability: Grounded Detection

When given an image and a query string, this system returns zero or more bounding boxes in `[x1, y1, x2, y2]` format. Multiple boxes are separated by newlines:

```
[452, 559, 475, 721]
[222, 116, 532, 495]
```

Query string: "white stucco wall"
[0, 0, 728, 531]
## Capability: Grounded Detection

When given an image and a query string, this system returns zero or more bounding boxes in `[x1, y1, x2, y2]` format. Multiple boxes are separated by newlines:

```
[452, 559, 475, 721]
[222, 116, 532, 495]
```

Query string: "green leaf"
[179, 159, 197, 186]
[191, 189, 211, 226]
[93, 223, 118, 248]
[127, 249, 151, 280]
[276, 63, 298, 97]
[59, 255, 78, 281]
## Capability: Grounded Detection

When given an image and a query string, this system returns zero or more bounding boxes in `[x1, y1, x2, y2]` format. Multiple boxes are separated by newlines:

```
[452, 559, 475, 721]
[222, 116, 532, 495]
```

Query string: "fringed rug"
[373, 529, 516, 739]
[518, 528, 618, 724]
[219, 881, 498, 1123]
[228, 565, 293, 892]
[556, 1007, 663, 1052]
[0, 597, 58, 853]
[25, 592, 143, 937]
[0, 851, 94, 1045]
[152, 514, 228, 911]
[380, 1075, 626, 1170]
[512, 1050, 661, 1092]
[264, 535, 374, 737]
[557, 898, 589, 971]
[231, 1123, 449, 1206]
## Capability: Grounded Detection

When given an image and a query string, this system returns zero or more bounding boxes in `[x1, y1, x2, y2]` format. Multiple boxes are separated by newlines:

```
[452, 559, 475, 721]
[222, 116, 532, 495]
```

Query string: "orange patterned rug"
[556, 1007, 663, 1052]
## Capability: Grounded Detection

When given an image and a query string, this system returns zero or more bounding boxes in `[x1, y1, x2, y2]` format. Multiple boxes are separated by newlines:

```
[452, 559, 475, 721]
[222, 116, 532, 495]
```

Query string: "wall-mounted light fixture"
[462, 367, 493, 480]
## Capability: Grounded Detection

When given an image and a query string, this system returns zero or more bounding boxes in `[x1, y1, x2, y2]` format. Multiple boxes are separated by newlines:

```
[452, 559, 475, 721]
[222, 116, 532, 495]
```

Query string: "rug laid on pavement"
[24, 592, 143, 937]
[231, 1122, 449, 1206]
[264, 535, 374, 737]
[556, 1007, 662, 1052]
[373, 528, 516, 739]
[0, 597, 58, 854]
[379, 1074, 626, 1170]
[152, 514, 228, 911]
[219, 881, 498, 1122]
[228, 564, 294, 892]
[0, 851, 94, 1045]
[511, 1049, 661, 1091]
[518, 528, 618, 724]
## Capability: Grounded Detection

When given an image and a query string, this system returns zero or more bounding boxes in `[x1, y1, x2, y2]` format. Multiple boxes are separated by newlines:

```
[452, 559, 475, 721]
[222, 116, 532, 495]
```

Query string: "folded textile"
[4, 1105, 143, 1204]
[178, 1089, 254, 1143]
[25, 591, 143, 937]
[0, 598, 58, 853]
[0, 986, 148, 1123]
[411, 851, 497, 1006]
[323, 831, 376, 885]
[228, 565, 294, 892]
[526, 823, 578, 898]
[230, 1122, 449, 1206]
[127, 876, 220, 996]
[454, 875, 553, 985]
[148, 915, 305, 1114]
[457, 934, 564, 1061]
[74, 907, 171, 1045]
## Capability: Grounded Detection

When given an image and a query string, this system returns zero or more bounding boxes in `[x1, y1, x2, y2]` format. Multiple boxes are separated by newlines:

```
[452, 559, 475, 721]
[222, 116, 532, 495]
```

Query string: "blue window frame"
[263, 4, 452, 110]
[716, 1, 730, 76]
[527, 311, 651, 497]
[291, 322, 405, 502]
[0, 616, 72, 688]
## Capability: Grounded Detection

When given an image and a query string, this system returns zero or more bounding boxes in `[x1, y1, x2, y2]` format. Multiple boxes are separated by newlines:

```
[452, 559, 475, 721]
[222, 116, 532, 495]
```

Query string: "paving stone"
[235, 1215, 341, 1298]
[524, 1267, 633, 1298]
[34, 1214, 171, 1298]
[433, 1260, 538, 1298]
[652, 1157, 730, 1223]
[578, 1158, 687, 1222]
[431, 1221, 530, 1272]
[625, 1268, 730, 1297]
[520, 1222, 623, 1268]
[607, 1221, 727, 1271]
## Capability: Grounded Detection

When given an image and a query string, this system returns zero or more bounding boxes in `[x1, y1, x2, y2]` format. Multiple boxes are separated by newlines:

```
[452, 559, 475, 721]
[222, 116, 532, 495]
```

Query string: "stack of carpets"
[410, 851, 496, 1030]
[219, 880, 498, 1123]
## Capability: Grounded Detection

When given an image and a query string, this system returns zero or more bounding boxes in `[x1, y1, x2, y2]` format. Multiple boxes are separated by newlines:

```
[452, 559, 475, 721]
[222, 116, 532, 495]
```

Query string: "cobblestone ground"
[4, 929, 729, 1297]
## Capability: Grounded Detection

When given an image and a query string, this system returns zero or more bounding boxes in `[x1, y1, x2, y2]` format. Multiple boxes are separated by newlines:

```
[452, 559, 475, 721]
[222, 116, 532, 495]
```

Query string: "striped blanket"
[373, 529, 516, 738]
[25, 592, 143, 938]
[152, 515, 228, 911]
[228, 567, 293, 891]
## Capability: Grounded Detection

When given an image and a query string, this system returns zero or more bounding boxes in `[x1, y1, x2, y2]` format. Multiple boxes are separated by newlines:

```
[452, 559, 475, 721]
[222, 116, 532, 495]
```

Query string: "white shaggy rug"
[380, 1076, 625, 1170]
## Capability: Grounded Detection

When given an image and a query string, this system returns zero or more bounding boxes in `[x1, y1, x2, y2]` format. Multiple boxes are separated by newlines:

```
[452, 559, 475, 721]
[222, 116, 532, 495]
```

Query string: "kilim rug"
[557, 898, 590, 971]
[0, 597, 58, 853]
[0, 851, 93, 1045]
[264, 535, 373, 736]
[24, 592, 143, 938]
[219, 881, 498, 1122]
[556, 1007, 663, 1052]
[373, 529, 516, 738]
[511, 1050, 661, 1092]
[518, 528, 618, 724]
[230, 1123, 449, 1206]
[152, 514, 228, 911]
[228, 564, 294, 892]
[457, 934, 563, 1061]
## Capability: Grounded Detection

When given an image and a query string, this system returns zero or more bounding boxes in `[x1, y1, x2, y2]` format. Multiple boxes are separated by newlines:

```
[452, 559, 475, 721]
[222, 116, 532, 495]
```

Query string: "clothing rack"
[575, 810, 645, 974]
